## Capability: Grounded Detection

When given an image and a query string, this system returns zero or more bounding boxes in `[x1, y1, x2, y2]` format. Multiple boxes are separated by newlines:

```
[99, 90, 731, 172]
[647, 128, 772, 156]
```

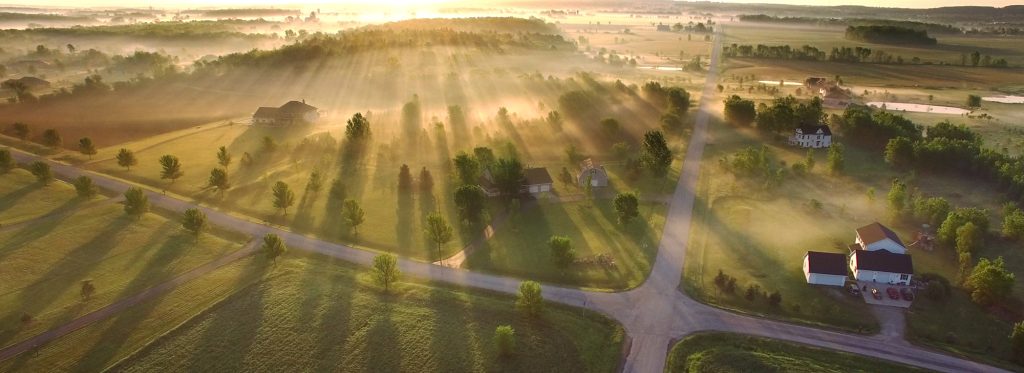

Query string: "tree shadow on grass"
[291, 188, 317, 234]
[426, 285, 479, 372]
[0, 196, 86, 261]
[310, 260, 357, 371]
[364, 300, 400, 372]
[0, 216, 133, 348]
[397, 192, 414, 255]
[0, 183, 43, 216]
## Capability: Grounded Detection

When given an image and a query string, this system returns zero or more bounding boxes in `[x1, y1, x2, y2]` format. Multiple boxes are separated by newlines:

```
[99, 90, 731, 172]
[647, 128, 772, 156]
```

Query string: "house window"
[899, 274, 909, 281]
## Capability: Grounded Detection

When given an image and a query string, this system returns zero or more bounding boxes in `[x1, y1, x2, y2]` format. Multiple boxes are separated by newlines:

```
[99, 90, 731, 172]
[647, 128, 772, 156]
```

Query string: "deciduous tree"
[494, 325, 516, 356]
[80, 280, 95, 301]
[827, 142, 845, 174]
[453, 152, 480, 185]
[181, 208, 208, 242]
[216, 146, 231, 168]
[424, 212, 453, 260]
[78, 137, 96, 159]
[372, 253, 400, 292]
[272, 181, 295, 215]
[966, 257, 1015, 306]
[342, 199, 365, 235]
[345, 112, 371, 141]
[614, 192, 640, 224]
[123, 187, 149, 216]
[641, 130, 672, 178]
[491, 158, 525, 198]
[454, 184, 486, 222]
[515, 281, 543, 317]
[29, 161, 51, 184]
[42, 129, 62, 148]
[207, 168, 230, 192]
[262, 233, 287, 264]
[158, 154, 183, 183]
[723, 95, 755, 126]
[116, 148, 137, 171]
[73, 176, 97, 197]
[548, 235, 575, 268]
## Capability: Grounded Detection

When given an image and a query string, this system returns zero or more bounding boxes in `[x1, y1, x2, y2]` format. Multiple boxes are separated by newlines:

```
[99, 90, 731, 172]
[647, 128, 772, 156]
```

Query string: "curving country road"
[0, 27, 1008, 373]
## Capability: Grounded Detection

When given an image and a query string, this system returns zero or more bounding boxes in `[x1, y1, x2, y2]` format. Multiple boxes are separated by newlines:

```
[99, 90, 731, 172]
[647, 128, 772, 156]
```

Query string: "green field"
[467, 198, 667, 290]
[110, 257, 625, 372]
[665, 332, 929, 373]
[0, 168, 92, 225]
[0, 199, 245, 351]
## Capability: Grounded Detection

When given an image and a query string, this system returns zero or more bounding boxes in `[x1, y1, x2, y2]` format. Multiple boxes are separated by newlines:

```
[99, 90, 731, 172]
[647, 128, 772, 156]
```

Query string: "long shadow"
[0, 196, 86, 261]
[310, 260, 357, 370]
[0, 183, 39, 216]
[291, 188, 317, 234]
[426, 285, 477, 372]
[69, 230, 198, 372]
[364, 300, 400, 372]
[397, 192, 414, 254]
[0, 216, 133, 347]
[181, 257, 272, 371]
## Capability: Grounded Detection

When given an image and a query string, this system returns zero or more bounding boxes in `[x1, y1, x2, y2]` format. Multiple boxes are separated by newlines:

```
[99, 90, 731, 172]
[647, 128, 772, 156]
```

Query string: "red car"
[871, 288, 882, 300]
[886, 287, 900, 300]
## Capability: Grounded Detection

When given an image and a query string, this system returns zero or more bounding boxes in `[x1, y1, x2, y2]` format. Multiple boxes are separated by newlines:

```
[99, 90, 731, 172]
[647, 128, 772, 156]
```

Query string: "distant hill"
[372, 17, 560, 35]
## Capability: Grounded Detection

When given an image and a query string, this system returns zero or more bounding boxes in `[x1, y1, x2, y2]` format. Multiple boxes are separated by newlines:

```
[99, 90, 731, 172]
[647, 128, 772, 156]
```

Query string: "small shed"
[577, 158, 609, 188]
[803, 251, 848, 286]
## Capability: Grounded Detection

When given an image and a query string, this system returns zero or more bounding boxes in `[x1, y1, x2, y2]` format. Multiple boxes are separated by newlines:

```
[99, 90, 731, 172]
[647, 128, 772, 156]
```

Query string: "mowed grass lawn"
[0, 201, 245, 350]
[0, 168, 90, 225]
[110, 257, 625, 372]
[665, 332, 930, 373]
[468, 199, 667, 290]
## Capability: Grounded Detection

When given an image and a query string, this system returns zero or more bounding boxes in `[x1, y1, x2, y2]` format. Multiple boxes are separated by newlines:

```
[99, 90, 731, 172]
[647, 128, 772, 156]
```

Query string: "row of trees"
[722, 95, 826, 135]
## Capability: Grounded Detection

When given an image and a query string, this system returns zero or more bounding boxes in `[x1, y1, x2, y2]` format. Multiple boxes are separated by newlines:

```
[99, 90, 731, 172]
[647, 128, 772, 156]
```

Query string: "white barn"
[849, 222, 914, 285]
[789, 125, 832, 149]
[855, 222, 907, 254]
[803, 251, 848, 286]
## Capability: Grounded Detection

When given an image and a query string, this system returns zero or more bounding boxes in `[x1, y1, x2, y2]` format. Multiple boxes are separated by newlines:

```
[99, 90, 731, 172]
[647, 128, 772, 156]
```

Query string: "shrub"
[767, 291, 782, 307]
[745, 284, 761, 301]
[494, 325, 516, 357]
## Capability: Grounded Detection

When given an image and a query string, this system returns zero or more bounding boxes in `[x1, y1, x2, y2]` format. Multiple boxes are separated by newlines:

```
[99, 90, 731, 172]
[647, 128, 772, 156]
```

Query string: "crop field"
[110, 257, 625, 372]
[0, 197, 246, 352]
[665, 332, 929, 373]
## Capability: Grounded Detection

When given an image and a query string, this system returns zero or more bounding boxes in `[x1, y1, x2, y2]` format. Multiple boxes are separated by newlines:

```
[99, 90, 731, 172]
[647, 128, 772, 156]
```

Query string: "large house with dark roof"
[252, 100, 319, 126]
[479, 167, 553, 197]
[803, 222, 914, 287]
[849, 222, 914, 285]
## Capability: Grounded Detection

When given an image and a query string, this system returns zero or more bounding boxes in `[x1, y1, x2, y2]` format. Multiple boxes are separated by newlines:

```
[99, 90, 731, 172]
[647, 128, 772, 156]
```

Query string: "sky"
[5, 0, 1022, 9]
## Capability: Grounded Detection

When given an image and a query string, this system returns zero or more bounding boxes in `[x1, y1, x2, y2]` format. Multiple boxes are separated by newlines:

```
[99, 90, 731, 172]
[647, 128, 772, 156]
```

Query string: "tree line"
[844, 25, 937, 45]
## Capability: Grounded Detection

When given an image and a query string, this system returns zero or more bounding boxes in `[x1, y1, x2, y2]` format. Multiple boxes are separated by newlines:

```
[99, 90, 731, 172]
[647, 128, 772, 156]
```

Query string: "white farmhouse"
[789, 125, 832, 149]
[803, 251, 848, 286]
[848, 222, 914, 286]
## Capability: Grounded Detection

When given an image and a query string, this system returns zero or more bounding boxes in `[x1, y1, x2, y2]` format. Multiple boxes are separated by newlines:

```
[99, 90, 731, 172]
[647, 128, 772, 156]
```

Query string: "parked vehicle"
[886, 287, 900, 300]
[900, 287, 915, 301]
[846, 283, 861, 296]
[871, 288, 882, 300]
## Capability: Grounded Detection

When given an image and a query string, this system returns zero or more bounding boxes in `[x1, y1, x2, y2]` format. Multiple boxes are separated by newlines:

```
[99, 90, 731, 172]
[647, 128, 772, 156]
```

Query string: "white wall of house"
[803, 256, 847, 286]
[855, 237, 906, 254]
[302, 111, 320, 122]
[851, 269, 912, 285]
[528, 183, 552, 194]
[792, 134, 831, 148]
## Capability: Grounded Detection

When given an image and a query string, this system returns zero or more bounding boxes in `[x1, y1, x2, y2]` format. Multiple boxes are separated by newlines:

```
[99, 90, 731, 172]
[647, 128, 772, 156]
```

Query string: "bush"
[548, 235, 576, 268]
[493, 325, 516, 357]
[767, 291, 782, 307]
[745, 284, 761, 301]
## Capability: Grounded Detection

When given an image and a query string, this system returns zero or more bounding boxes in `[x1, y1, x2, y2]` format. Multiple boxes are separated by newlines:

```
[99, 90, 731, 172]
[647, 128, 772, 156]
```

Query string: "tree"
[306, 170, 323, 192]
[660, 111, 685, 133]
[955, 222, 982, 254]
[12, 122, 29, 140]
[29, 161, 51, 184]
[158, 155, 183, 183]
[181, 208, 208, 242]
[345, 112, 371, 141]
[965, 257, 1015, 306]
[494, 325, 516, 357]
[418, 167, 434, 192]
[116, 148, 137, 171]
[1011, 321, 1024, 364]
[473, 147, 496, 169]
[666, 87, 691, 113]
[424, 212, 453, 260]
[398, 164, 413, 191]
[454, 184, 486, 222]
[827, 142, 845, 174]
[261, 136, 277, 154]
[938, 207, 989, 245]
[0, 148, 13, 173]
[614, 192, 640, 224]
[565, 144, 585, 165]
[73, 176, 97, 197]
[912, 196, 951, 227]
[515, 281, 543, 317]
[548, 235, 576, 268]
[958, 250, 973, 285]
[271, 181, 295, 215]
[207, 168, 230, 192]
[453, 152, 480, 185]
[78, 137, 97, 159]
[887, 178, 908, 220]
[342, 199, 365, 235]
[767, 291, 782, 307]
[970, 51, 981, 66]
[640, 130, 672, 178]
[600, 118, 621, 138]
[723, 95, 756, 126]
[966, 94, 982, 109]
[80, 280, 95, 301]
[1002, 207, 1024, 240]
[41, 129, 62, 148]
[216, 146, 231, 168]
[491, 158, 525, 198]
[372, 253, 400, 292]
[262, 233, 287, 264]
[123, 187, 149, 216]
[884, 137, 914, 167]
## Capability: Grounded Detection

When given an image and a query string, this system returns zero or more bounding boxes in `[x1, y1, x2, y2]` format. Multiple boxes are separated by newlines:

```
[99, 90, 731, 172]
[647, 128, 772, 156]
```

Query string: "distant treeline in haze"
[844, 25, 937, 45]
